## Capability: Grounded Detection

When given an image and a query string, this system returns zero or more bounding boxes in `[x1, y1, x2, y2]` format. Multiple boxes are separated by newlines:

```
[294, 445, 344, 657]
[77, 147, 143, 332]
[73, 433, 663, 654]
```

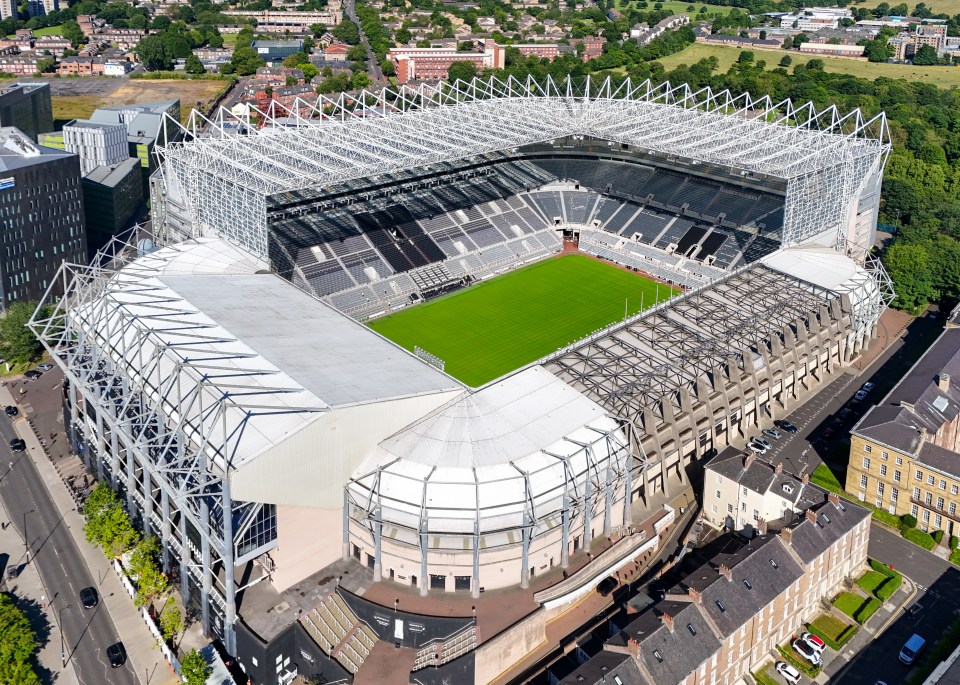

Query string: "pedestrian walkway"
[1, 381, 179, 685]
[0, 494, 80, 685]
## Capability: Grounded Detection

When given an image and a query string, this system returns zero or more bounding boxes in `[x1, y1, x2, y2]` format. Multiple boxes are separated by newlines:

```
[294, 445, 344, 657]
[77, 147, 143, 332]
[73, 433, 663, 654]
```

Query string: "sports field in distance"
[369, 254, 679, 387]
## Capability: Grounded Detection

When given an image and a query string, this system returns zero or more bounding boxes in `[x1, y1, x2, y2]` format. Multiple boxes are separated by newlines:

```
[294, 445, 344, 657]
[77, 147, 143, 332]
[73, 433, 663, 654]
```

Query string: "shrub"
[950, 548, 960, 566]
[856, 570, 886, 596]
[901, 514, 917, 528]
[861, 562, 902, 601]
[777, 643, 819, 678]
[869, 558, 899, 577]
[902, 527, 936, 550]
[951, 535, 958, 550]
[933, 529, 945, 545]
[833, 592, 882, 624]
[876, 574, 902, 602]
[808, 614, 858, 650]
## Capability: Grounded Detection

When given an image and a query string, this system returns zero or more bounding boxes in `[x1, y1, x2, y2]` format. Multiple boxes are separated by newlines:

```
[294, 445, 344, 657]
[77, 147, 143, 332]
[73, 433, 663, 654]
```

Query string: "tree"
[332, 20, 360, 44]
[185, 54, 205, 75]
[136, 34, 173, 71]
[912, 44, 938, 66]
[180, 650, 210, 685]
[884, 242, 936, 310]
[447, 60, 477, 84]
[395, 27, 411, 44]
[62, 20, 84, 48]
[158, 601, 183, 642]
[35, 57, 55, 73]
[0, 594, 41, 685]
[83, 483, 139, 558]
[301, 63, 319, 80]
[779, 55, 792, 67]
[737, 50, 754, 64]
[0, 302, 43, 364]
[152, 15, 171, 30]
[310, 22, 327, 37]
[230, 46, 265, 75]
[347, 43, 367, 61]
[352, 71, 372, 90]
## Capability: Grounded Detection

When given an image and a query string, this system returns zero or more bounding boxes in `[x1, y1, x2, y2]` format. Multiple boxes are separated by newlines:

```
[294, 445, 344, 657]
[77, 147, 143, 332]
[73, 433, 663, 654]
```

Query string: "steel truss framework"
[546, 262, 856, 427]
[26, 231, 321, 655]
[155, 75, 890, 255]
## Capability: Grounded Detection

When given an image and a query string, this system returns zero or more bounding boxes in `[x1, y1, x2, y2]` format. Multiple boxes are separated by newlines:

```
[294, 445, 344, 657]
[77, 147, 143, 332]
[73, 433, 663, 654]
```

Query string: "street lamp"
[58, 603, 72, 667]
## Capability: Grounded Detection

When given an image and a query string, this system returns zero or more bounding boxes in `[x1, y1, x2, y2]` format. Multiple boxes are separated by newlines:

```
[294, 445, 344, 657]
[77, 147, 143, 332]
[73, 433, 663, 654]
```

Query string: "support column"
[142, 468, 153, 536]
[178, 505, 190, 604]
[200, 497, 212, 637]
[623, 446, 633, 527]
[125, 442, 136, 516]
[222, 479, 237, 657]
[560, 493, 570, 569]
[471, 522, 480, 599]
[342, 489, 351, 561]
[603, 456, 612, 537]
[372, 508, 382, 582]
[520, 513, 531, 589]
[418, 522, 428, 597]
[160, 488, 171, 572]
[102, 413, 112, 484]
[582, 469, 593, 550]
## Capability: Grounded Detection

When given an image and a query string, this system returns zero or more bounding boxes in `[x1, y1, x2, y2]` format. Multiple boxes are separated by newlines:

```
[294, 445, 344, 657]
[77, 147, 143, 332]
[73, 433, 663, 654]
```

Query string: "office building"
[0, 82, 52, 141]
[390, 40, 505, 83]
[81, 158, 144, 256]
[88, 99, 180, 190]
[62, 119, 128, 175]
[0, 126, 84, 307]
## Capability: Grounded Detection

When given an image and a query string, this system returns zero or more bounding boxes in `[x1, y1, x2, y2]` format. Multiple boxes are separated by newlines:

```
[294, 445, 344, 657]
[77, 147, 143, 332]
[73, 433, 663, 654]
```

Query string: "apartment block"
[513, 43, 560, 60]
[82, 157, 144, 256]
[390, 40, 505, 84]
[0, 0, 16, 21]
[0, 82, 52, 141]
[846, 305, 960, 536]
[0, 126, 85, 307]
[62, 119, 128, 175]
[566, 484, 870, 685]
[26, 0, 57, 17]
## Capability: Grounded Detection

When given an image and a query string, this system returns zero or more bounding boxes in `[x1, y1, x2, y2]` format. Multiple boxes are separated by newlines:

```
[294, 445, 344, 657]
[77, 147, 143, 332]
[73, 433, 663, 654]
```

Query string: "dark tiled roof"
[705, 448, 814, 508]
[916, 441, 960, 476]
[621, 602, 721, 684]
[854, 327, 960, 457]
[788, 496, 870, 564]
[558, 652, 649, 685]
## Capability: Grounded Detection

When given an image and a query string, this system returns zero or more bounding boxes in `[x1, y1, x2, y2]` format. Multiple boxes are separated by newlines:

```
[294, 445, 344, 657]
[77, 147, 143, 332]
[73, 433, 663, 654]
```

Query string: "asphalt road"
[835, 525, 960, 685]
[344, 0, 385, 82]
[0, 415, 137, 685]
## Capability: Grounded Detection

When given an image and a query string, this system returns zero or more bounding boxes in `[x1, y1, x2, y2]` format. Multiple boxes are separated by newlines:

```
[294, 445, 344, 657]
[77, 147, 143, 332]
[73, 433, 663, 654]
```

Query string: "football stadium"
[32, 76, 894, 685]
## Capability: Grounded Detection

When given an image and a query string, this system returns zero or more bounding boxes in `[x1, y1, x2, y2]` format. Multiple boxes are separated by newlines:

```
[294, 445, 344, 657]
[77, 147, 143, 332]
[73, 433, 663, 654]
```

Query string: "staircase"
[411, 624, 478, 671]
[300, 593, 379, 674]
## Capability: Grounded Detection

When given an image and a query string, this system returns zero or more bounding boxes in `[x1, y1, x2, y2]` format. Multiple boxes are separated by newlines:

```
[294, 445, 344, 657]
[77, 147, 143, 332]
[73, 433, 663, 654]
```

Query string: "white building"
[104, 61, 134, 77]
[62, 119, 129, 175]
[780, 6, 852, 31]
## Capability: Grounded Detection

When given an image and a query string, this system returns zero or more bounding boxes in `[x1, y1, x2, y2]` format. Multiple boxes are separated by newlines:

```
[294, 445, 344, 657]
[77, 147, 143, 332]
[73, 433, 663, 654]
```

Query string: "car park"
[775, 661, 801, 684]
[80, 587, 98, 609]
[4, 406, 16, 417]
[596, 576, 618, 596]
[792, 638, 823, 666]
[36, 363, 53, 371]
[753, 436, 772, 449]
[746, 442, 765, 454]
[8, 438, 25, 452]
[854, 390, 868, 401]
[775, 420, 798, 433]
[762, 428, 782, 440]
[106, 642, 126, 668]
[800, 632, 826, 654]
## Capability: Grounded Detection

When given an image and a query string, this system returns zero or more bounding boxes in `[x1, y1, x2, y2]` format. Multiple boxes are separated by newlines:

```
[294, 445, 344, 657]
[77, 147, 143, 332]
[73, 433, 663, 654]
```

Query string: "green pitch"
[368, 254, 679, 387]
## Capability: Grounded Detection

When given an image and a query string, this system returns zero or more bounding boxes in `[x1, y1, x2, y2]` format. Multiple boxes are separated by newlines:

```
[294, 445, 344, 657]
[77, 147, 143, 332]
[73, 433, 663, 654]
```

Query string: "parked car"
[106, 642, 126, 668]
[596, 576, 618, 597]
[36, 363, 53, 372]
[4, 406, 17, 417]
[862, 382, 875, 392]
[900, 634, 925, 665]
[854, 390, 868, 401]
[800, 631, 826, 654]
[8, 438, 25, 452]
[23, 370, 41, 380]
[762, 428, 782, 440]
[79, 587, 98, 609]
[775, 420, 799, 433]
[753, 436, 772, 449]
[775, 661, 801, 684]
[746, 442, 766, 454]
[792, 638, 823, 666]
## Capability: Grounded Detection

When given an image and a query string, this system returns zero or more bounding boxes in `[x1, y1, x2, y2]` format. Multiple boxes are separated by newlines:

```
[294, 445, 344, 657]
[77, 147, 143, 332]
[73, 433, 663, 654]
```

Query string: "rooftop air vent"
[654, 650, 663, 663]
[743, 579, 753, 589]
[716, 600, 725, 612]
[688, 623, 697, 636]
[770, 559, 779, 569]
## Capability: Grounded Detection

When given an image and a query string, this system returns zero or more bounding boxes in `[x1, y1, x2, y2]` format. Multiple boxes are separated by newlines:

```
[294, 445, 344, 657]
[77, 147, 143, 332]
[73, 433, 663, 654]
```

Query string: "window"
[926, 493, 933, 505]
[880, 465, 887, 476]
[716, 473, 723, 483]
[753, 509, 759, 521]
[936, 515, 943, 528]
[912, 504, 919, 516]
[892, 487, 899, 502]
[742, 487, 747, 496]
[941, 480, 948, 491]
[953, 485, 959, 496]
[864, 444, 872, 453]
[727, 503, 733, 514]
[923, 510, 931, 523]
[716, 490, 721, 499]
[950, 503, 956, 516]
[882, 451, 889, 460]
[897, 456, 903, 465]
[895, 470, 902, 482]
[712, 504, 718, 513]
[917, 470, 923, 481]
[863, 457, 871, 469]
[928, 475, 936, 486]
[877, 482, 885, 496]
[938, 497, 945, 510]
[861, 475, 868, 488]
[742, 502, 747, 511]
[914, 487, 922, 499]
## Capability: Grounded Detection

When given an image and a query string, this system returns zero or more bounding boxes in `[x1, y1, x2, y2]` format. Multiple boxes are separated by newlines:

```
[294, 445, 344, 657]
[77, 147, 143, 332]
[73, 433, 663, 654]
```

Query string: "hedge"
[777, 643, 820, 678]
[808, 614, 858, 651]
[877, 574, 902, 602]
[856, 570, 887, 596]
[950, 548, 960, 566]
[861, 561, 903, 601]
[951, 535, 958, 551]
[834, 592, 882, 624]
[933, 529, 945, 545]
[902, 527, 936, 550]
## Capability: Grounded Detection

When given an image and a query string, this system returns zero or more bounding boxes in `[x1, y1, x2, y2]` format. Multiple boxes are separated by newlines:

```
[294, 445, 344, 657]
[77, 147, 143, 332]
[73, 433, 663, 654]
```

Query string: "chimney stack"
[780, 526, 793, 546]
[744, 453, 756, 470]
[827, 492, 840, 506]
[940, 373, 951, 392]
[660, 612, 674, 633]
[719, 564, 732, 581]
[805, 509, 817, 524]
[801, 473, 810, 485]
[775, 463, 783, 474]
[757, 518, 768, 535]
[688, 587, 702, 604]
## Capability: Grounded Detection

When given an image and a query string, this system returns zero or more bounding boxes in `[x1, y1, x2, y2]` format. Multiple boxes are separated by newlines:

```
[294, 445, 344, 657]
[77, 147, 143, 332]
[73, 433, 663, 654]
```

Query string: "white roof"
[379, 366, 607, 468]
[762, 246, 862, 291]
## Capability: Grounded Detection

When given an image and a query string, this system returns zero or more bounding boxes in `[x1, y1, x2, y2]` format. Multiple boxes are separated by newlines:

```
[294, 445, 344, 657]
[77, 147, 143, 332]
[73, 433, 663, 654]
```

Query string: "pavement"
[0, 372, 179, 685]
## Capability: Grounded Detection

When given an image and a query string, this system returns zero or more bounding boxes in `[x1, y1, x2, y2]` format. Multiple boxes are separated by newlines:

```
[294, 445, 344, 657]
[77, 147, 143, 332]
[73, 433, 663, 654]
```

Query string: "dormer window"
[782, 483, 794, 495]
[716, 600, 725, 612]
[654, 650, 663, 663]
[688, 623, 697, 636]
[770, 559, 779, 569]
[743, 579, 753, 589]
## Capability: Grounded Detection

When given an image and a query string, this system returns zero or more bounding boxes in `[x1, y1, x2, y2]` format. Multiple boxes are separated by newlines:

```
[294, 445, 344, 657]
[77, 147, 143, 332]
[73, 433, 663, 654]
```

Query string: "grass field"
[852, 0, 958, 12]
[614, 0, 740, 15]
[37, 79, 232, 126]
[654, 42, 960, 87]
[369, 254, 678, 386]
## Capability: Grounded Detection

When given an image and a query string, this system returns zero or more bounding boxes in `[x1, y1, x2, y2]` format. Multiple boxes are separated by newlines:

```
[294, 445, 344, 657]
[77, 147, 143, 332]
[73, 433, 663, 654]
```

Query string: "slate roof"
[705, 448, 820, 512]
[788, 495, 870, 564]
[853, 327, 960, 457]
[558, 651, 649, 685]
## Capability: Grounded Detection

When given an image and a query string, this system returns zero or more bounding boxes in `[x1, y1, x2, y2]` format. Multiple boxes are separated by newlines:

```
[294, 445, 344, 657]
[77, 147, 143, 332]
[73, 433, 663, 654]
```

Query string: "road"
[0, 415, 137, 685]
[835, 525, 960, 685]
[344, 0, 385, 82]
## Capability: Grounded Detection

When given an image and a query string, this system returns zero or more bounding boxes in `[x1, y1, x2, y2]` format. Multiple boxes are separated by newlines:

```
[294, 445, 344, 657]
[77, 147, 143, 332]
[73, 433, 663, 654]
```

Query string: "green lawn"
[368, 254, 678, 386]
[615, 0, 739, 15]
[852, 0, 957, 13]
[834, 591, 882, 624]
[809, 614, 858, 651]
[654, 42, 960, 88]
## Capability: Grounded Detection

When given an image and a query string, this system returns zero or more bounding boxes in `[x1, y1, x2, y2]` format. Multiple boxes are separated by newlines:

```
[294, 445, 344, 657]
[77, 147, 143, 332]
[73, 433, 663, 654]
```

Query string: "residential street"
[0, 414, 137, 685]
